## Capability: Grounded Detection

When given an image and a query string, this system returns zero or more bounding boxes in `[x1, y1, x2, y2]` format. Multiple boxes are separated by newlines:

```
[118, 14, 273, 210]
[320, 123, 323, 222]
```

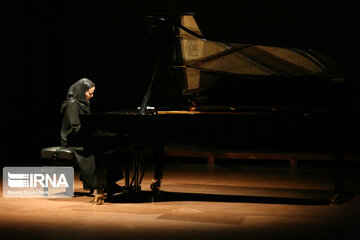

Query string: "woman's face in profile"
[85, 86, 95, 101]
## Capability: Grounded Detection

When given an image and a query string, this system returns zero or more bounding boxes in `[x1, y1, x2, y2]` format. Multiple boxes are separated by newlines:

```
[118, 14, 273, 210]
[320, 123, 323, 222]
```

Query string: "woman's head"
[60, 78, 95, 114]
[67, 78, 95, 103]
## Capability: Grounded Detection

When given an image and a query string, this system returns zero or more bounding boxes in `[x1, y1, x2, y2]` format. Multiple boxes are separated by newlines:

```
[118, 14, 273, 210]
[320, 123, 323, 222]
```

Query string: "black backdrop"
[0, 0, 355, 164]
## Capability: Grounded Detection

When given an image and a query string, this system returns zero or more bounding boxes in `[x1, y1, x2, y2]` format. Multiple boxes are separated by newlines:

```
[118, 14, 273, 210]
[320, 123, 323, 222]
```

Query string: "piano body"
[71, 13, 346, 203]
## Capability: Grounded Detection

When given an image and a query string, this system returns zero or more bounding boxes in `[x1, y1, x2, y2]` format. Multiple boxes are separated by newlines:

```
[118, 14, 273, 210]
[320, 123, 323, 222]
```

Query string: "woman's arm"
[66, 101, 81, 134]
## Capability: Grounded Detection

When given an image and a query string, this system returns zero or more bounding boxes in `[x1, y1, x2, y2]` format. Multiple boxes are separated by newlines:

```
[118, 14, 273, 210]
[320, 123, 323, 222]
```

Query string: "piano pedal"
[150, 179, 161, 192]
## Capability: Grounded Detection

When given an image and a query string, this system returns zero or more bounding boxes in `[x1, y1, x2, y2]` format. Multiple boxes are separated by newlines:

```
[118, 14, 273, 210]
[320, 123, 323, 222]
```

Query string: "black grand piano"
[71, 13, 346, 203]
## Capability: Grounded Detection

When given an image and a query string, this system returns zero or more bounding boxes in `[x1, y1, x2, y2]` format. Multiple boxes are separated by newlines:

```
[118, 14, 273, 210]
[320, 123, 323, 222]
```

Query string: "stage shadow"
[105, 189, 354, 206]
[73, 192, 93, 197]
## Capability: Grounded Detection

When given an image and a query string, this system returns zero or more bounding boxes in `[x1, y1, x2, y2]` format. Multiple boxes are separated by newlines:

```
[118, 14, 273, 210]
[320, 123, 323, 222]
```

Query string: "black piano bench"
[40, 146, 77, 166]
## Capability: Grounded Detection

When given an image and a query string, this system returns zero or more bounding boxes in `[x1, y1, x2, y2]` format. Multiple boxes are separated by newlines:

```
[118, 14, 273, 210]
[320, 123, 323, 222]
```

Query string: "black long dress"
[60, 79, 122, 192]
[60, 99, 97, 190]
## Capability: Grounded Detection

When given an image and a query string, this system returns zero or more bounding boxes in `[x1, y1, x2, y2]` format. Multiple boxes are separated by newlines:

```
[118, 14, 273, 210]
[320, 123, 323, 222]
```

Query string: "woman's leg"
[74, 151, 97, 192]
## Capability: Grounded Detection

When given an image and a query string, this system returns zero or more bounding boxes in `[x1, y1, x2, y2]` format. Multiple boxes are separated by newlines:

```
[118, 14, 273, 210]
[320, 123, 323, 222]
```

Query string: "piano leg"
[123, 152, 131, 194]
[151, 145, 164, 191]
[153, 145, 164, 180]
[330, 111, 349, 205]
[330, 120, 346, 205]
[132, 150, 141, 192]
[331, 152, 345, 205]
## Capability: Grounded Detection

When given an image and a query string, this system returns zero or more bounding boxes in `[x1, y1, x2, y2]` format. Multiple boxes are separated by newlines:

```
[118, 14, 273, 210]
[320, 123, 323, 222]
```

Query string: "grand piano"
[71, 13, 346, 203]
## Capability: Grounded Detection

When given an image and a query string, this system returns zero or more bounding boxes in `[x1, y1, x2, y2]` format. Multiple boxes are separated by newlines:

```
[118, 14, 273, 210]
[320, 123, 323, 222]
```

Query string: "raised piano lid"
[147, 13, 344, 109]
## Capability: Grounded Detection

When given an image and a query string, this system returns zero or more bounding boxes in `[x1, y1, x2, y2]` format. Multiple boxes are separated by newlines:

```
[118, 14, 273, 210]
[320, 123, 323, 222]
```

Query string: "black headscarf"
[60, 78, 95, 114]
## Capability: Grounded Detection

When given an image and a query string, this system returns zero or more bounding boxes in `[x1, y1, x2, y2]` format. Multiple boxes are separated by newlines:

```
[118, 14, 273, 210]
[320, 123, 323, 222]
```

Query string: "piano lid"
[147, 13, 344, 108]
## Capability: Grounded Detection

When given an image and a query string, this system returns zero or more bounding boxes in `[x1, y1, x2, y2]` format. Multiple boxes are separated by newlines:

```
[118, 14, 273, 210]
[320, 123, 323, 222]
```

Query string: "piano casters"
[92, 189, 105, 205]
[150, 179, 161, 191]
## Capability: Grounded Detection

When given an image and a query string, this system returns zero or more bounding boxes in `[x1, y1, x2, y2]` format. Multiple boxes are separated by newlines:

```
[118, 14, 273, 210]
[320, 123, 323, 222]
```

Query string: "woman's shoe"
[92, 189, 105, 205]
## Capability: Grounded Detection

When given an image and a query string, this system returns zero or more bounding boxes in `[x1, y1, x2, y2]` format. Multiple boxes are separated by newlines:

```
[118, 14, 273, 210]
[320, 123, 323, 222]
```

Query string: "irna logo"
[3, 167, 74, 198]
[8, 172, 69, 188]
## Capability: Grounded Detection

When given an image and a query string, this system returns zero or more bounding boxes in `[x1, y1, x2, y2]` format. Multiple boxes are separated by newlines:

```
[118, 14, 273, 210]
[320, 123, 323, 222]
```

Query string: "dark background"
[0, 0, 356, 164]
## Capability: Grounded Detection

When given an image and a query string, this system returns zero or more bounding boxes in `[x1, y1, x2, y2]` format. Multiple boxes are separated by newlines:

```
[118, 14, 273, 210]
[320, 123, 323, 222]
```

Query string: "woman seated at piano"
[60, 78, 123, 203]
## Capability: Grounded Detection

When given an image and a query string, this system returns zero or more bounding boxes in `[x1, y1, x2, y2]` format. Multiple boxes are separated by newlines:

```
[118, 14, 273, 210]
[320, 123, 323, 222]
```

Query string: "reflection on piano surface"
[71, 13, 346, 203]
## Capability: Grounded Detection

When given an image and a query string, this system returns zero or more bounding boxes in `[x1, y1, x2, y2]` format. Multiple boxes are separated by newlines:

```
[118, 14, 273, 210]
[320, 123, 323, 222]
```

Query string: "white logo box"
[3, 167, 74, 198]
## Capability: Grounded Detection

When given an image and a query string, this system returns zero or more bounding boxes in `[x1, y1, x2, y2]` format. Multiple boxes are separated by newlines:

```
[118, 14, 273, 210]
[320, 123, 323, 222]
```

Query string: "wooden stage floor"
[1, 159, 360, 240]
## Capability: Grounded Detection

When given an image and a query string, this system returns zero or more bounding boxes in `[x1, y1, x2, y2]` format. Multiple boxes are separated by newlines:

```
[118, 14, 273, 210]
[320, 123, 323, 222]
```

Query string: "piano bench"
[40, 146, 77, 163]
